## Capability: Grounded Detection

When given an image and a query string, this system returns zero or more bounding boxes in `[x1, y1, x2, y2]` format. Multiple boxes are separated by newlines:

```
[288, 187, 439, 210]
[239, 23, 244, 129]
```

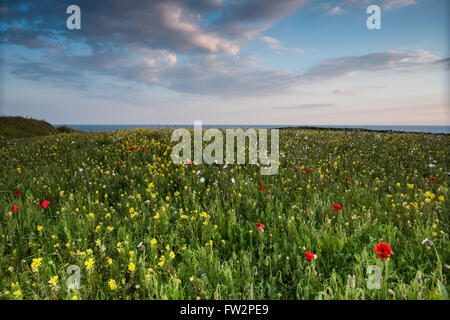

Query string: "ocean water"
[56, 124, 450, 134]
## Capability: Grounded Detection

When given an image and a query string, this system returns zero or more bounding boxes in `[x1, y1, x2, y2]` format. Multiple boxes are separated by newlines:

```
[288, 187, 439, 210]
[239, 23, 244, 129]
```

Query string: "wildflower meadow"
[1, 128, 448, 300]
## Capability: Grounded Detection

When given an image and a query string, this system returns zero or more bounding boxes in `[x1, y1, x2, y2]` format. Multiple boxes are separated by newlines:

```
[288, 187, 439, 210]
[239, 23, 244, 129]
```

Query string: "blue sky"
[0, 0, 448, 125]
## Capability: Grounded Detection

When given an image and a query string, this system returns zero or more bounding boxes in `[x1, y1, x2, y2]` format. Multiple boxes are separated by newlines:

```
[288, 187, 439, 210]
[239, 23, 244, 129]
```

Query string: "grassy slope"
[0, 116, 56, 139]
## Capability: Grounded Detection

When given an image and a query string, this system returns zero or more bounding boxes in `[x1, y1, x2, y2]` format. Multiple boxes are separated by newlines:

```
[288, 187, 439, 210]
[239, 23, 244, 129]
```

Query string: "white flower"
[196, 170, 201, 175]
[137, 242, 143, 249]
[422, 238, 431, 245]
[199, 177, 205, 183]
[231, 178, 235, 184]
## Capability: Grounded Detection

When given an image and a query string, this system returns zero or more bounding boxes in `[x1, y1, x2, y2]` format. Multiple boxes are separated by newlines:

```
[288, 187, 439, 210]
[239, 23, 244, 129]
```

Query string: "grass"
[0, 116, 57, 139]
[0, 128, 448, 300]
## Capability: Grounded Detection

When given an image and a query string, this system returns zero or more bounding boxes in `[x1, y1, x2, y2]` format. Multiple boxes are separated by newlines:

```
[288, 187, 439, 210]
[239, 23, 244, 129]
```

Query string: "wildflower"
[305, 251, 317, 261]
[142, 147, 147, 151]
[40, 200, 50, 209]
[118, 159, 123, 165]
[170, 251, 175, 259]
[71, 295, 78, 300]
[150, 238, 157, 246]
[259, 184, 265, 191]
[199, 177, 205, 183]
[256, 223, 266, 230]
[128, 147, 135, 151]
[108, 279, 118, 290]
[345, 176, 350, 182]
[429, 177, 435, 183]
[37, 226, 43, 231]
[332, 203, 343, 212]
[422, 238, 432, 245]
[85, 258, 95, 271]
[48, 275, 58, 287]
[374, 242, 393, 259]
[305, 169, 312, 174]
[14, 190, 22, 196]
[31, 257, 42, 272]
[12, 205, 19, 212]
[128, 262, 136, 272]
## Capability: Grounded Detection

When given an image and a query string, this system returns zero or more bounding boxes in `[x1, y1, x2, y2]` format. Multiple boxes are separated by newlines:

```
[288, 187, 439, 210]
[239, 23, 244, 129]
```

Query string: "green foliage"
[0, 116, 56, 139]
[0, 128, 448, 300]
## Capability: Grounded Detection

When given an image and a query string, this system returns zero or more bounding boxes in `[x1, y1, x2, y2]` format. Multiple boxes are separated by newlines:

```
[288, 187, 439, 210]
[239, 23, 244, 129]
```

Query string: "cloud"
[317, 0, 417, 15]
[261, 36, 304, 53]
[297, 50, 445, 83]
[332, 88, 353, 95]
[276, 103, 334, 110]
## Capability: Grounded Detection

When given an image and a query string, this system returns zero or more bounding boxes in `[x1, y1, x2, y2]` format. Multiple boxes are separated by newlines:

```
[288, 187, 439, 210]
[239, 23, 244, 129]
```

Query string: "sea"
[56, 124, 450, 134]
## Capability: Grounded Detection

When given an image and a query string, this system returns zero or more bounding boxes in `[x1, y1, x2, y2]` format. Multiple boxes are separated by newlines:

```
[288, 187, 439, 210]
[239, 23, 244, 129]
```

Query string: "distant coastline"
[55, 124, 450, 134]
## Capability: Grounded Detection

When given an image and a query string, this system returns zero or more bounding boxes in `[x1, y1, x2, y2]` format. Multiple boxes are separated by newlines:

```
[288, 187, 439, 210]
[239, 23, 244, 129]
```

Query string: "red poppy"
[305, 251, 317, 261]
[374, 242, 393, 259]
[305, 169, 312, 174]
[14, 190, 22, 196]
[142, 147, 147, 151]
[40, 200, 50, 209]
[259, 184, 265, 191]
[267, 190, 271, 195]
[128, 147, 135, 151]
[256, 223, 266, 230]
[345, 176, 350, 182]
[12, 205, 19, 212]
[429, 177, 435, 183]
[188, 160, 193, 166]
[332, 203, 343, 212]
[118, 159, 123, 165]
[304, 208, 308, 213]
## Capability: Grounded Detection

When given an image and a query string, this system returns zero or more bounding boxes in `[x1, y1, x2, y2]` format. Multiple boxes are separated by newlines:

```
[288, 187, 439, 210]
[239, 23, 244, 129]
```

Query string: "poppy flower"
[374, 242, 393, 259]
[12, 205, 19, 212]
[305, 169, 312, 174]
[267, 190, 271, 195]
[256, 223, 266, 230]
[40, 200, 50, 209]
[304, 208, 308, 213]
[128, 147, 135, 151]
[259, 184, 265, 191]
[345, 176, 350, 182]
[188, 160, 193, 166]
[14, 190, 22, 196]
[118, 159, 123, 165]
[332, 203, 343, 212]
[142, 147, 147, 151]
[429, 177, 435, 183]
[305, 251, 317, 261]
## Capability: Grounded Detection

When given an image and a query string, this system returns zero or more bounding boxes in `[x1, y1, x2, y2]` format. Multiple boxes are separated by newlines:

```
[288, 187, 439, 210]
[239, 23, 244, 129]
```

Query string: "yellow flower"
[128, 262, 136, 272]
[108, 279, 118, 290]
[48, 275, 59, 287]
[13, 290, 22, 297]
[150, 238, 157, 245]
[108, 258, 113, 265]
[31, 257, 42, 272]
[170, 251, 175, 259]
[85, 258, 95, 271]
[71, 295, 78, 300]
[37, 226, 43, 231]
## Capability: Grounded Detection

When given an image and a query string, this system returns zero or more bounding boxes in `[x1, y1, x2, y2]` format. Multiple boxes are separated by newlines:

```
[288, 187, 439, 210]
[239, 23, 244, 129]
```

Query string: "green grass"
[0, 128, 448, 300]
[0, 116, 56, 139]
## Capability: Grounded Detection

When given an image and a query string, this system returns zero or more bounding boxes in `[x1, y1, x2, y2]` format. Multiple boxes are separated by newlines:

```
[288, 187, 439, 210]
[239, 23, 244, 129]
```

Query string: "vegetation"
[0, 128, 448, 300]
[0, 116, 57, 139]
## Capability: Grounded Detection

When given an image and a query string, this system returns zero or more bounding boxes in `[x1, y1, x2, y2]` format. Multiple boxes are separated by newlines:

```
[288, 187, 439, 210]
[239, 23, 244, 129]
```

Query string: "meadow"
[0, 128, 448, 300]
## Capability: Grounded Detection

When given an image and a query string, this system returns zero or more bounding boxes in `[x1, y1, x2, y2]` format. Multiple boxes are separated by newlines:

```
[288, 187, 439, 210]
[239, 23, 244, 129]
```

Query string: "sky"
[0, 0, 449, 125]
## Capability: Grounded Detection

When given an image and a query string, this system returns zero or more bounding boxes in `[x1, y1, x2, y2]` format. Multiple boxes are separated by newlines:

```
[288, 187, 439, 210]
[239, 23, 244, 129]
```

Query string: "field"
[0, 128, 448, 300]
